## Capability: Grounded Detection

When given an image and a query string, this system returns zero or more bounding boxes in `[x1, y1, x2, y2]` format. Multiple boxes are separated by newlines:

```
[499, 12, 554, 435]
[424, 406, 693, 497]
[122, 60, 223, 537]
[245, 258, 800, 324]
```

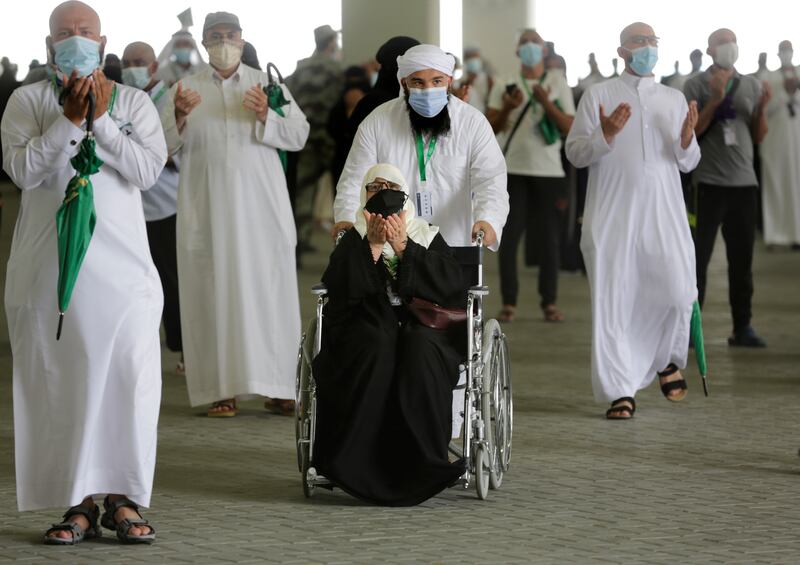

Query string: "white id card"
[416, 190, 434, 219]
[722, 122, 738, 146]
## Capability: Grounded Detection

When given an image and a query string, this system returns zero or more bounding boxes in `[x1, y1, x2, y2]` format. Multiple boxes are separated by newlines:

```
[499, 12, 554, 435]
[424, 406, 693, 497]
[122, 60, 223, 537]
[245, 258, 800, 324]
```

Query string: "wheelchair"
[295, 231, 513, 500]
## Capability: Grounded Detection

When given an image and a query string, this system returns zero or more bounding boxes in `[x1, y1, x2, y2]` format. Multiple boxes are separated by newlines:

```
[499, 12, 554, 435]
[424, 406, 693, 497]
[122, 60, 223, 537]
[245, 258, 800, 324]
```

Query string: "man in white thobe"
[333, 44, 508, 251]
[1, 1, 164, 543]
[565, 22, 701, 419]
[761, 40, 800, 247]
[160, 12, 310, 416]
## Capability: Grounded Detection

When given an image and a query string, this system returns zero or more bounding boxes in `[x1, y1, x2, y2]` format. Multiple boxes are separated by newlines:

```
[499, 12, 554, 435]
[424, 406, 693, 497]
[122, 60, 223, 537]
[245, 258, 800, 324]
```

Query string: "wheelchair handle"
[474, 229, 485, 248]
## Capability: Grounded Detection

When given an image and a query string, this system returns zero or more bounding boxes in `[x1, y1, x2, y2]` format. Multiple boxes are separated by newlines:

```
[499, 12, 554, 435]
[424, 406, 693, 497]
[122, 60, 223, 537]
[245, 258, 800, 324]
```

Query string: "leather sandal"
[542, 304, 565, 322]
[101, 496, 155, 544]
[44, 503, 102, 545]
[658, 364, 688, 402]
[606, 397, 636, 420]
[264, 397, 295, 416]
[208, 399, 237, 417]
[497, 305, 516, 322]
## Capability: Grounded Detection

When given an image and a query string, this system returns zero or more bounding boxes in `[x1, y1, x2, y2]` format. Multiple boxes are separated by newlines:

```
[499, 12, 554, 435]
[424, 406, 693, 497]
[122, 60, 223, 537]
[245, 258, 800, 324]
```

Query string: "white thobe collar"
[620, 70, 655, 91]
[211, 65, 242, 84]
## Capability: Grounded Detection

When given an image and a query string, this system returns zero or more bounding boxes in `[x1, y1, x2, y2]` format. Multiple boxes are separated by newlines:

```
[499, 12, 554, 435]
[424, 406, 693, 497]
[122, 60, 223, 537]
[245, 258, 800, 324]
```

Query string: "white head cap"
[396, 44, 455, 83]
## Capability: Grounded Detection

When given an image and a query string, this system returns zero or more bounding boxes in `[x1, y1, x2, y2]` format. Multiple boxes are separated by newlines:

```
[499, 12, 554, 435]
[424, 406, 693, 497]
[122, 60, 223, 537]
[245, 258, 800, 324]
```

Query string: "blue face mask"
[408, 86, 449, 118]
[53, 36, 101, 78]
[464, 57, 483, 74]
[626, 45, 658, 76]
[174, 48, 193, 65]
[518, 42, 543, 68]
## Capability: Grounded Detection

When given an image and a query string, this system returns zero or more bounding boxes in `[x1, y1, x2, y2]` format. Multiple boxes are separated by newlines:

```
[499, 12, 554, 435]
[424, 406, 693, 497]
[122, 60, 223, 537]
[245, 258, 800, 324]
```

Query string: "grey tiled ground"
[0, 181, 799, 563]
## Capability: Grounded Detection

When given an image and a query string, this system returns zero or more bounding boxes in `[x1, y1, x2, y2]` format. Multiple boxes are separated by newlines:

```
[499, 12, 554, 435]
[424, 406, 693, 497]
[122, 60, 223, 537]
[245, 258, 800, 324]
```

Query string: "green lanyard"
[150, 84, 167, 105]
[519, 71, 548, 103]
[415, 132, 438, 182]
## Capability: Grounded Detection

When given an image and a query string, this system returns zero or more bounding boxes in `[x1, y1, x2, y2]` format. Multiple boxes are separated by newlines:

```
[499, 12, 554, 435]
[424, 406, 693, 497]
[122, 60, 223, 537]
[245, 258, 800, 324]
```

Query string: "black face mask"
[364, 189, 407, 217]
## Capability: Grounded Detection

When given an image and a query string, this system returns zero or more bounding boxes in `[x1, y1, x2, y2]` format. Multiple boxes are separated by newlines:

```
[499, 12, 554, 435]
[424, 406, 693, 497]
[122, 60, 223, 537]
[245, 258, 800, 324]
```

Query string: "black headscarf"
[348, 36, 420, 132]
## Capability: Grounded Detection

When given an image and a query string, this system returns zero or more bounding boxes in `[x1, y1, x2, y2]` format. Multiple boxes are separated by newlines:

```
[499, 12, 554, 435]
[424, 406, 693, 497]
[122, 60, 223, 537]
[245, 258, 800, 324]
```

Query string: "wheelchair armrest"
[469, 285, 489, 297]
[311, 283, 328, 296]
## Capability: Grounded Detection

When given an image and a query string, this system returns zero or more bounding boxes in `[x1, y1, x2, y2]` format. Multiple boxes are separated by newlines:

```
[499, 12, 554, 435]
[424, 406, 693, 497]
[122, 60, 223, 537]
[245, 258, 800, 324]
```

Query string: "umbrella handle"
[86, 90, 96, 133]
[266, 62, 283, 85]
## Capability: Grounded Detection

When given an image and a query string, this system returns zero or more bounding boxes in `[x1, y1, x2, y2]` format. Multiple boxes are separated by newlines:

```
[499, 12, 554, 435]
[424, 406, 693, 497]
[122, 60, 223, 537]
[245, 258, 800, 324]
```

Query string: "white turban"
[354, 164, 439, 257]
[396, 44, 456, 83]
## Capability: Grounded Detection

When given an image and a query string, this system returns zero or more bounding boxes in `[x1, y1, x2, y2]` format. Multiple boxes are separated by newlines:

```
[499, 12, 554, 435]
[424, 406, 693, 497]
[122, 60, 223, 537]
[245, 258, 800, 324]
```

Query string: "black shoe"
[728, 326, 767, 348]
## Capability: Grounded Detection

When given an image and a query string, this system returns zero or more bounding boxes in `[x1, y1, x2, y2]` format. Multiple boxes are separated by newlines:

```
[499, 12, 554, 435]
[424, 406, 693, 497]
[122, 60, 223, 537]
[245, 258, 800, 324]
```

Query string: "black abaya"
[312, 229, 467, 506]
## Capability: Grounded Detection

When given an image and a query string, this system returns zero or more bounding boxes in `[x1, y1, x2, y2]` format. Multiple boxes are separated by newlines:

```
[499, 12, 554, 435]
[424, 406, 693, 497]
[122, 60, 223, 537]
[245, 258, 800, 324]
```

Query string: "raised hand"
[363, 210, 387, 262]
[243, 83, 269, 123]
[532, 83, 550, 104]
[385, 211, 408, 254]
[91, 69, 113, 121]
[599, 102, 631, 144]
[681, 100, 699, 149]
[62, 71, 92, 126]
[709, 67, 734, 103]
[453, 84, 471, 103]
[502, 86, 525, 110]
[758, 80, 773, 110]
[174, 81, 202, 128]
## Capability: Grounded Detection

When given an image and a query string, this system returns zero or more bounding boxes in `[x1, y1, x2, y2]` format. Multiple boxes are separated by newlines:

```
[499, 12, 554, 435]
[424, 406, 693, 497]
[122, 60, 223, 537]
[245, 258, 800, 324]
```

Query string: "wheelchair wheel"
[302, 461, 316, 498]
[481, 320, 513, 490]
[474, 443, 490, 500]
[296, 320, 316, 474]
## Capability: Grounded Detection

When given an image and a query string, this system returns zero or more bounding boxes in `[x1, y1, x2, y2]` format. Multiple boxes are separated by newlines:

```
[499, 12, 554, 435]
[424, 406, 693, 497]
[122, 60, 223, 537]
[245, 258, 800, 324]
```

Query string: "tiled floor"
[1, 183, 798, 563]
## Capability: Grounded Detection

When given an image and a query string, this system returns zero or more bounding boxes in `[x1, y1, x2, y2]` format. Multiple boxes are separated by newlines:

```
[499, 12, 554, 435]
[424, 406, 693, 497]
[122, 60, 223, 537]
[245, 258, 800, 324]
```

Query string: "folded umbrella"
[55, 90, 104, 340]
[690, 300, 709, 396]
[263, 62, 291, 172]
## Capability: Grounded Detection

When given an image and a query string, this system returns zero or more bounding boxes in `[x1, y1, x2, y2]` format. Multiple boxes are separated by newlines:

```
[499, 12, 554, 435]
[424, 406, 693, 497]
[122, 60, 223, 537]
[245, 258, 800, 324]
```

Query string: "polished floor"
[0, 182, 798, 563]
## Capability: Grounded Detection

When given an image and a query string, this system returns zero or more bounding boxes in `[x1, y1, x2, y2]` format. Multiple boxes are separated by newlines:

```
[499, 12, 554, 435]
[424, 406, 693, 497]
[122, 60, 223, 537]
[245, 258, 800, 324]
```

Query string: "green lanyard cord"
[415, 132, 438, 182]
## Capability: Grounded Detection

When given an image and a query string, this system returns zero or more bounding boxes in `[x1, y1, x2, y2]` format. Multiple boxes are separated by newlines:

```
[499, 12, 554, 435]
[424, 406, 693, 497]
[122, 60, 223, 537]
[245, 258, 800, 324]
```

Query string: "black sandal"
[606, 397, 636, 420]
[658, 364, 688, 402]
[44, 503, 101, 545]
[101, 495, 156, 544]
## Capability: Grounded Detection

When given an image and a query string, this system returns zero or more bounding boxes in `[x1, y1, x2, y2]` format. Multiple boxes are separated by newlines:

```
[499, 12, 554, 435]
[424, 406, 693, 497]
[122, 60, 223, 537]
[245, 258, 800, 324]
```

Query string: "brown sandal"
[543, 304, 564, 322]
[497, 305, 516, 322]
[264, 397, 295, 416]
[207, 399, 237, 418]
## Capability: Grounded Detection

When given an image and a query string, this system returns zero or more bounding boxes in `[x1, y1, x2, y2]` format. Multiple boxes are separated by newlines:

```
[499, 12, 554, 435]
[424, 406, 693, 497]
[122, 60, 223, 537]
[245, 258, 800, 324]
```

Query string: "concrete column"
[462, 0, 535, 79]
[341, 0, 439, 65]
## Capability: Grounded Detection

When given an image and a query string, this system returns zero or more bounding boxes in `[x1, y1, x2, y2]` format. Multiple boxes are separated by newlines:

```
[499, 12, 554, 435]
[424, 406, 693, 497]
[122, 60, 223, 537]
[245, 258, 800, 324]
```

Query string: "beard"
[404, 92, 452, 138]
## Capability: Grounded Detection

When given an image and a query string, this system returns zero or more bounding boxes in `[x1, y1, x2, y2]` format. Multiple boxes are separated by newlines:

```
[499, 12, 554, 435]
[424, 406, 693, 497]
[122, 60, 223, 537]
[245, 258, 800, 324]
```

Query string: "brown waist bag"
[406, 297, 468, 330]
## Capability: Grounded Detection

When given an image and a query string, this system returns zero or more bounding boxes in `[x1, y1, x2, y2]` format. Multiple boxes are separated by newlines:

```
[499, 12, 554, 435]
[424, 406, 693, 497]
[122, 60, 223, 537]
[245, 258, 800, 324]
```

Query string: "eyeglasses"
[625, 34, 660, 47]
[365, 180, 404, 193]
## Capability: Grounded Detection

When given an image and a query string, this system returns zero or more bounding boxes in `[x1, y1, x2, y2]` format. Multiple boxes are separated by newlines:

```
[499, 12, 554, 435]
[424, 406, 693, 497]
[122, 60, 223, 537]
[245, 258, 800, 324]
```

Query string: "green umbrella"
[263, 63, 291, 172]
[55, 90, 108, 340]
[690, 300, 709, 396]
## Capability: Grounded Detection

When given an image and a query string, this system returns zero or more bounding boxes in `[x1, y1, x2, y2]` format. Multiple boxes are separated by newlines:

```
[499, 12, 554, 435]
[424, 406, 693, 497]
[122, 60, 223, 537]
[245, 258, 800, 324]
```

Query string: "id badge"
[416, 188, 434, 219]
[722, 122, 737, 146]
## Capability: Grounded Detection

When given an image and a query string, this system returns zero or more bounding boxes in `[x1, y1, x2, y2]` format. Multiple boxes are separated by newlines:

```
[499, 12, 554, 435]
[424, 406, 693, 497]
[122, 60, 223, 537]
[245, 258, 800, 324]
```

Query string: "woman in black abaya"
[312, 163, 466, 506]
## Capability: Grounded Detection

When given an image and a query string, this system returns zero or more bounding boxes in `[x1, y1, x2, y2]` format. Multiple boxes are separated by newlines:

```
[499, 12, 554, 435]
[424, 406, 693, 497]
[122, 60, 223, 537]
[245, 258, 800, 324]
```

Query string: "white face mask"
[207, 41, 242, 70]
[714, 42, 739, 69]
[779, 50, 794, 67]
[121, 66, 151, 90]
